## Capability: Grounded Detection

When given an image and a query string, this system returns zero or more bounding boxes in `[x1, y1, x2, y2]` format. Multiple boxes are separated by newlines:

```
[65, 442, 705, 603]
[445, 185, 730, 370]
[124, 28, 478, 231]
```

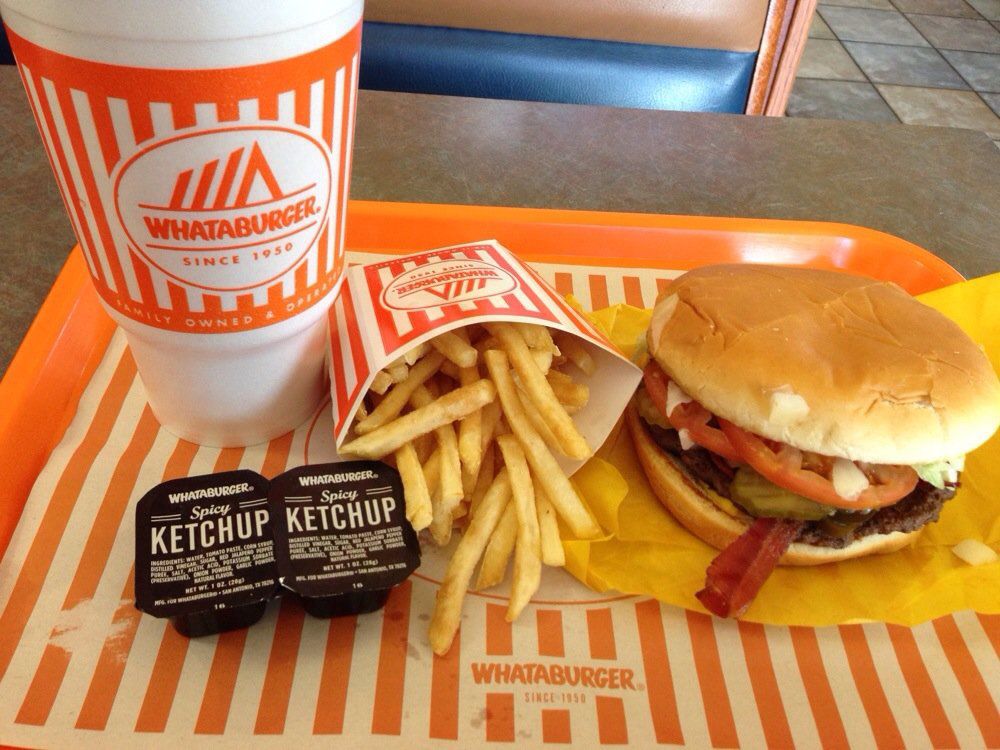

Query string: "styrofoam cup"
[2, 0, 364, 446]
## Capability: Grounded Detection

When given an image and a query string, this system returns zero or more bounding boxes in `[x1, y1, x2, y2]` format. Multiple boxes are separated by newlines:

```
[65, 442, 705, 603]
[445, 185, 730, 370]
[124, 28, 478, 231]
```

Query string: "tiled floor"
[788, 0, 1000, 149]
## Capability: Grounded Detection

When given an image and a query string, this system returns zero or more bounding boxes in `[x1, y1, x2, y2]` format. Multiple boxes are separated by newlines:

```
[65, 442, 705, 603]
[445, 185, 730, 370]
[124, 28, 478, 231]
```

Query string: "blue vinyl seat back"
[359, 22, 757, 114]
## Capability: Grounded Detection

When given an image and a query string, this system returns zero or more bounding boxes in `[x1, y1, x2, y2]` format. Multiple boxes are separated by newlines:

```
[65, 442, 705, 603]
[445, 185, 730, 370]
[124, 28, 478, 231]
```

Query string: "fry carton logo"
[114, 125, 332, 292]
[381, 259, 518, 310]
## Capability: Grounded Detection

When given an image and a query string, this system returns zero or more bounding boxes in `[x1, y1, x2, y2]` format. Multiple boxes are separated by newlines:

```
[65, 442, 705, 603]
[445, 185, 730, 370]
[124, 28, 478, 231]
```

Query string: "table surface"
[2, 65, 999, 375]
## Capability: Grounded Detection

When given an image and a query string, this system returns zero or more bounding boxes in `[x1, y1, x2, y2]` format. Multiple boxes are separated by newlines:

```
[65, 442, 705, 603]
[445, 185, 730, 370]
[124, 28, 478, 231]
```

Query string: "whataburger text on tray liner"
[327, 240, 642, 653]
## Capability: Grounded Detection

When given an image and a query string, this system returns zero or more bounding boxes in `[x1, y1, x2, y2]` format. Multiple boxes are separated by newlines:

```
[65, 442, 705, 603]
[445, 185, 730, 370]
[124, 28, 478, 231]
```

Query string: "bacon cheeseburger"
[626, 265, 1000, 618]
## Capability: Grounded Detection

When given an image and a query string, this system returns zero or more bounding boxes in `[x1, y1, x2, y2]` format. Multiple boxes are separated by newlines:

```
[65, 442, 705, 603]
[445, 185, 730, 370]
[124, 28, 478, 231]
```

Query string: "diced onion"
[666, 380, 693, 418]
[943, 455, 965, 484]
[678, 428, 696, 451]
[831, 458, 870, 500]
[952, 539, 998, 566]
[769, 389, 810, 426]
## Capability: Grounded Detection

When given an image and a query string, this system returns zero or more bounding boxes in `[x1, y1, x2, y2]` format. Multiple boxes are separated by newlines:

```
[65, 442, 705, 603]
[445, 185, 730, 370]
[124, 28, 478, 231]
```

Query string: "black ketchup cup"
[269, 461, 420, 617]
[134, 469, 278, 637]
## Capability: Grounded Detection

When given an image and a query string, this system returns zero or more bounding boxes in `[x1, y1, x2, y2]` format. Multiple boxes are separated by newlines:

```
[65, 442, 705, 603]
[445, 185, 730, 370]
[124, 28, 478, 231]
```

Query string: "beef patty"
[643, 422, 956, 549]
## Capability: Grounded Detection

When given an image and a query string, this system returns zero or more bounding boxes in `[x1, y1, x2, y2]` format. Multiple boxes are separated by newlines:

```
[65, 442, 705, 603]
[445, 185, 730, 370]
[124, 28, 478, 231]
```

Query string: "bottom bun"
[624, 405, 918, 566]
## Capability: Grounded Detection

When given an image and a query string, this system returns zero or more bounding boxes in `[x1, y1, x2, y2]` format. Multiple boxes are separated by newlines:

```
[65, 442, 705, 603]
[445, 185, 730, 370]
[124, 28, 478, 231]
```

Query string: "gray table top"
[2, 66, 998, 375]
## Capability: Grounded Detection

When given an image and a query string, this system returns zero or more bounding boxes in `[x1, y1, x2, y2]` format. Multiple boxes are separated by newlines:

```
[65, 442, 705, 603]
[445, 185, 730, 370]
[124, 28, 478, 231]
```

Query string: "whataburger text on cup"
[1, 0, 364, 446]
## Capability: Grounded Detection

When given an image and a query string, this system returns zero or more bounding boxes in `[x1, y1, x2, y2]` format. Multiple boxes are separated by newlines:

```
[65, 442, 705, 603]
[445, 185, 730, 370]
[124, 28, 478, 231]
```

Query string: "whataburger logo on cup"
[327, 240, 643, 469]
[6, 25, 361, 333]
[114, 126, 332, 292]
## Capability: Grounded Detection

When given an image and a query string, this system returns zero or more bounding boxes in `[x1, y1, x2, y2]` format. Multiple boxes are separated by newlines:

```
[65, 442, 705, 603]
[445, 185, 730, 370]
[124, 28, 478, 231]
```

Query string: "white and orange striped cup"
[1, 0, 364, 446]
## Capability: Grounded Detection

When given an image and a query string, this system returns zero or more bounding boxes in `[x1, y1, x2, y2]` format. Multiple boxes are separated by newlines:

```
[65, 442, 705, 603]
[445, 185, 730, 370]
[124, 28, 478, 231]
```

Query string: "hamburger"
[627, 264, 1000, 617]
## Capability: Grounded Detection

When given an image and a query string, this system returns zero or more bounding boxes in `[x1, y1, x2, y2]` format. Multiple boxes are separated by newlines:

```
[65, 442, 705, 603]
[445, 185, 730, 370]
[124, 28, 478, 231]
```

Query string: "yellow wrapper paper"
[565, 273, 1000, 626]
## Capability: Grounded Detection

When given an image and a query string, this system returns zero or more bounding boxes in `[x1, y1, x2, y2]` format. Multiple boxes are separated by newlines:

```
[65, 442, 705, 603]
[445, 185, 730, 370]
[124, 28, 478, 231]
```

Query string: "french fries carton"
[326, 240, 642, 472]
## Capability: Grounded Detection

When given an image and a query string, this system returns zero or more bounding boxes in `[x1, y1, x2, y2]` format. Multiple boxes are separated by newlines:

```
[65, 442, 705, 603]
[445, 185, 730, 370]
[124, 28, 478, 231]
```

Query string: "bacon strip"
[695, 518, 804, 618]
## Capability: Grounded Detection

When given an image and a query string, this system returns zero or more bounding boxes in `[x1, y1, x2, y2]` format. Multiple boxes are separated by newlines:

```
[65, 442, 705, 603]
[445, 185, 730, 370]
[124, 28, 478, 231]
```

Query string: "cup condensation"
[1, 0, 364, 446]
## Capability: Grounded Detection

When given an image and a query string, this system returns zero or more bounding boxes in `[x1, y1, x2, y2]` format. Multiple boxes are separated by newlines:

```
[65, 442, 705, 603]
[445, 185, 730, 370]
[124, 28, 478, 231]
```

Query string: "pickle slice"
[730, 468, 834, 520]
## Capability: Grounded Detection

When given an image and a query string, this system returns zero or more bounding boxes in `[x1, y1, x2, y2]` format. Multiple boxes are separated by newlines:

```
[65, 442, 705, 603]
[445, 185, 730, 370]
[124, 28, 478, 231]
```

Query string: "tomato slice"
[718, 419, 918, 510]
[642, 364, 742, 463]
[641, 362, 671, 415]
[669, 402, 744, 464]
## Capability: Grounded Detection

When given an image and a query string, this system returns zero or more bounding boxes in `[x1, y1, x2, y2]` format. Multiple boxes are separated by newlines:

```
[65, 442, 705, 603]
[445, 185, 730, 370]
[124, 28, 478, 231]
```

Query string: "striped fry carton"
[327, 240, 643, 468]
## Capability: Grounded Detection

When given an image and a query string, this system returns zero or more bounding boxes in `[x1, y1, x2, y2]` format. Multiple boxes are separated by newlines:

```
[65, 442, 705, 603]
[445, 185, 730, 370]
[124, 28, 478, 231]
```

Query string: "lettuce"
[914, 456, 964, 489]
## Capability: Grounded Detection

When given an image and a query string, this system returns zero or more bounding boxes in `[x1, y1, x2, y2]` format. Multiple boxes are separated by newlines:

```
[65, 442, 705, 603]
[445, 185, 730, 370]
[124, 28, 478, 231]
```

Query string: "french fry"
[485, 323, 591, 460]
[395, 442, 432, 531]
[467, 443, 495, 519]
[403, 341, 430, 366]
[355, 399, 369, 422]
[354, 351, 446, 435]
[468, 400, 502, 499]
[387, 361, 409, 383]
[484, 350, 600, 538]
[410, 386, 464, 547]
[423, 377, 442, 398]
[477, 335, 549, 373]
[461, 462, 478, 498]
[531, 346, 553, 375]
[422, 448, 441, 500]
[515, 322, 551, 350]
[475, 500, 516, 590]
[477, 334, 552, 371]
[431, 331, 478, 369]
[546, 369, 589, 410]
[415, 432, 436, 463]
[496, 435, 541, 621]
[342, 379, 496, 459]
[457, 365, 483, 482]
[479, 398, 501, 453]
[556, 332, 596, 376]
[427, 436, 463, 543]
[474, 335, 499, 353]
[440, 360, 460, 380]
[535, 485, 566, 566]
[515, 385, 562, 455]
[369, 370, 394, 396]
[533, 349, 554, 374]
[410, 384, 463, 513]
[429, 469, 512, 655]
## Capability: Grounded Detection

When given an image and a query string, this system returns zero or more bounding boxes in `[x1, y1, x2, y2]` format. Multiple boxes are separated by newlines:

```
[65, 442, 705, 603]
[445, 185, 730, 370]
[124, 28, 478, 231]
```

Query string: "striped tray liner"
[0, 256, 996, 748]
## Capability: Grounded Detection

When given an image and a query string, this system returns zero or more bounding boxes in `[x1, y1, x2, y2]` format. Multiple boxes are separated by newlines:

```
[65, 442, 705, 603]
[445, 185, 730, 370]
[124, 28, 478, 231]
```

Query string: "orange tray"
[0, 200, 963, 558]
[3, 201, 990, 750]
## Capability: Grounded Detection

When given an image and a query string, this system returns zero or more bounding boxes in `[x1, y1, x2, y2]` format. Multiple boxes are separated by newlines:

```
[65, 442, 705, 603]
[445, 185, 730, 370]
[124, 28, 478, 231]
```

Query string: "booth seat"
[361, 0, 815, 116]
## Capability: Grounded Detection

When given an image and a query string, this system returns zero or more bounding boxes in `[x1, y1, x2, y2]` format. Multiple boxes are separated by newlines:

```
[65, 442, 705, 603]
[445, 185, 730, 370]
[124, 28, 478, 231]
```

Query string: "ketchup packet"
[269, 461, 420, 617]
[134, 470, 278, 637]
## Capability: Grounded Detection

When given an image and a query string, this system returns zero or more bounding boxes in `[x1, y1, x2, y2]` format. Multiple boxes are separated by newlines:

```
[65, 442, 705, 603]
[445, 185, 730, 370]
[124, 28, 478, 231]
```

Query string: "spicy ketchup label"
[8, 25, 360, 333]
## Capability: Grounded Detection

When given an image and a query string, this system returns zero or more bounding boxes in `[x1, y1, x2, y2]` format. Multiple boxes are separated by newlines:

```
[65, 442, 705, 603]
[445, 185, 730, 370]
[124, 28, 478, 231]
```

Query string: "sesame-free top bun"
[625, 406, 918, 565]
[649, 265, 1000, 465]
